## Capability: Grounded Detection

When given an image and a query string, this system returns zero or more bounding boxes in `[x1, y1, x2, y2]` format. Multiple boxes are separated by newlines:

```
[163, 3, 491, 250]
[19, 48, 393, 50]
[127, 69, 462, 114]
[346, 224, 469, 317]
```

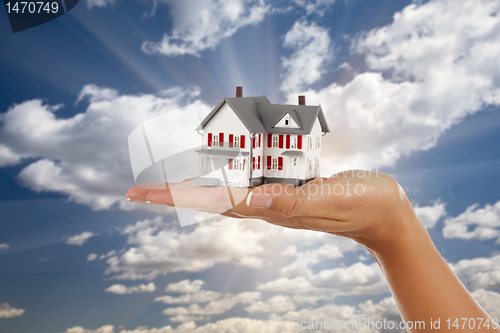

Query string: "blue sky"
[1, 0, 500, 332]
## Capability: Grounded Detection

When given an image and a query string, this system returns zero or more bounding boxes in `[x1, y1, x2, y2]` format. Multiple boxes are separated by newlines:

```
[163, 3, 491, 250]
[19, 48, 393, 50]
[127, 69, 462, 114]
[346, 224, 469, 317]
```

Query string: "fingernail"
[246, 191, 273, 209]
[146, 200, 164, 205]
[126, 197, 145, 203]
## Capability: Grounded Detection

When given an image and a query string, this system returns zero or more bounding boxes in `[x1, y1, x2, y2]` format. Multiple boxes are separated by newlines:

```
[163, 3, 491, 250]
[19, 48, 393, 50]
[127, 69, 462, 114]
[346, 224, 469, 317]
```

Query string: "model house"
[195, 87, 329, 187]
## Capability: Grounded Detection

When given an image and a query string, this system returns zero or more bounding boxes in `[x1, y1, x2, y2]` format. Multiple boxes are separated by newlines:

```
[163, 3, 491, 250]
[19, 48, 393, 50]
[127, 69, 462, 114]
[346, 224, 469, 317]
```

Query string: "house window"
[234, 159, 241, 170]
[316, 157, 319, 171]
[308, 159, 312, 171]
[272, 135, 279, 148]
[316, 136, 320, 149]
[309, 137, 313, 149]
[234, 136, 240, 148]
[213, 135, 219, 147]
[290, 158, 297, 166]
[272, 158, 278, 170]
[284, 115, 290, 126]
[290, 136, 297, 149]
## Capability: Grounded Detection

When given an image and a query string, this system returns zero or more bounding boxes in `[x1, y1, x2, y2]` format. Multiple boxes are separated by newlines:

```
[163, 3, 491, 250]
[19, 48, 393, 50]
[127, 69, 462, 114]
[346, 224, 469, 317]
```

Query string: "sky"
[1, 0, 500, 332]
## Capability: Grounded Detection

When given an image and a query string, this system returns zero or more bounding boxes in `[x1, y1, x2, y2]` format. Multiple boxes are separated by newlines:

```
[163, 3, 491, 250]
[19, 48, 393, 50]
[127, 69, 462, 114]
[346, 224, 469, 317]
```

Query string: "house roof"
[198, 96, 330, 135]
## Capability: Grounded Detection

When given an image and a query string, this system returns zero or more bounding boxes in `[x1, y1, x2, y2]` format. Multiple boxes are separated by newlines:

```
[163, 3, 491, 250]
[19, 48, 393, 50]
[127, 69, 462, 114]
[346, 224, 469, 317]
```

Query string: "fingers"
[128, 182, 251, 214]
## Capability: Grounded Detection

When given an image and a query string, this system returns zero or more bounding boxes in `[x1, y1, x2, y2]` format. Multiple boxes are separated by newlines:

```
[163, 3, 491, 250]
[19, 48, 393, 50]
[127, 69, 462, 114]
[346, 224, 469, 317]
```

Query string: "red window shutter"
[208, 133, 212, 147]
[228, 158, 233, 170]
[258, 156, 261, 169]
[229, 134, 233, 148]
[253, 136, 256, 149]
[253, 157, 255, 170]
[267, 134, 272, 148]
[279, 135, 284, 148]
[242, 159, 245, 171]
[278, 157, 283, 170]
[241, 135, 245, 148]
[267, 156, 272, 170]
[219, 133, 224, 147]
[286, 135, 290, 149]
[297, 135, 302, 149]
[259, 134, 261, 147]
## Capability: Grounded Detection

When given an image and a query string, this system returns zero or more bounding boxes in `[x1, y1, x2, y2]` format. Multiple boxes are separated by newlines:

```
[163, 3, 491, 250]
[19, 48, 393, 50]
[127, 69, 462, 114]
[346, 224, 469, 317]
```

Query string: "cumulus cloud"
[104, 217, 267, 280]
[162, 291, 260, 321]
[443, 201, 500, 242]
[258, 262, 388, 305]
[244, 295, 296, 313]
[451, 254, 500, 290]
[64, 295, 405, 332]
[165, 279, 205, 293]
[66, 232, 94, 246]
[415, 202, 447, 229]
[472, 289, 500, 320]
[87, 253, 98, 261]
[279, 237, 361, 277]
[155, 291, 221, 305]
[64, 325, 114, 333]
[0, 303, 25, 318]
[0, 243, 9, 250]
[280, 21, 332, 94]
[105, 282, 156, 294]
[292, 0, 336, 16]
[86, 0, 114, 10]
[141, 0, 268, 57]
[99, 250, 117, 260]
[0, 84, 209, 210]
[290, 0, 500, 171]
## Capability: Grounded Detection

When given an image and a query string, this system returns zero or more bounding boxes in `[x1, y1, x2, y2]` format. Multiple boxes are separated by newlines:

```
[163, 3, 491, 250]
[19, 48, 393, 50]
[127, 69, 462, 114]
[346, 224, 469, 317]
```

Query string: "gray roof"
[195, 148, 249, 157]
[198, 96, 330, 135]
[281, 150, 303, 156]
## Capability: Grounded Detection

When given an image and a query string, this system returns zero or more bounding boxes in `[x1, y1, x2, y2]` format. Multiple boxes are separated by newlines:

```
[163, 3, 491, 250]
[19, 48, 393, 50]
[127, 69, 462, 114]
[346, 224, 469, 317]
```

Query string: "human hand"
[126, 170, 419, 254]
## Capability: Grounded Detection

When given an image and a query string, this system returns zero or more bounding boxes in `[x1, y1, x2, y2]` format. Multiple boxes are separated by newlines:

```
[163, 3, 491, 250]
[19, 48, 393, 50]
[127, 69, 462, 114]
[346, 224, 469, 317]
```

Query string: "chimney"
[236, 86, 243, 97]
[298, 95, 306, 105]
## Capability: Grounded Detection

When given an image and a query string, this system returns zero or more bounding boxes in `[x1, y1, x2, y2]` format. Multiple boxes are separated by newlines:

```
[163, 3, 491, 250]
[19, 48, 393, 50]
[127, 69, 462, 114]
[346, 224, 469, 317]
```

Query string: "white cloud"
[0, 243, 9, 250]
[141, 0, 269, 57]
[0, 303, 25, 318]
[451, 254, 500, 290]
[99, 250, 117, 260]
[86, 0, 114, 10]
[258, 262, 388, 304]
[66, 232, 94, 246]
[472, 289, 500, 320]
[165, 279, 204, 293]
[280, 21, 332, 94]
[87, 253, 98, 261]
[443, 201, 500, 242]
[0, 84, 209, 210]
[64, 326, 114, 333]
[290, 0, 500, 170]
[292, 0, 336, 16]
[64, 296, 405, 333]
[104, 217, 267, 280]
[105, 282, 156, 294]
[162, 291, 260, 321]
[245, 295, 296, 313]
[155, 290, 221, 304]
[415, 202, 447, 229]
[272, 297, 403, 333]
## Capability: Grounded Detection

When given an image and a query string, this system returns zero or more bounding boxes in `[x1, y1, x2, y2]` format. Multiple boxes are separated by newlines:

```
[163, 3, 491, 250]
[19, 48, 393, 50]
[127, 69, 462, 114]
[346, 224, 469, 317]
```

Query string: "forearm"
[365, 204, 498, 332]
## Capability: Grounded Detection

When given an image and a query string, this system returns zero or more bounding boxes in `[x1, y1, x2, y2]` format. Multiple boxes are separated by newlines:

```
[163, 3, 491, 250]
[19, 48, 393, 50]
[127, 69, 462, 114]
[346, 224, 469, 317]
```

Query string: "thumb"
[246, 183, 306, 217]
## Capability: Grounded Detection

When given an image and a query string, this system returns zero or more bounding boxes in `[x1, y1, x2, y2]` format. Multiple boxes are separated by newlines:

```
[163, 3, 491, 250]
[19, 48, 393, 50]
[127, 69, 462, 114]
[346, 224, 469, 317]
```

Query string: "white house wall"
[202, 102, 252, 186]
